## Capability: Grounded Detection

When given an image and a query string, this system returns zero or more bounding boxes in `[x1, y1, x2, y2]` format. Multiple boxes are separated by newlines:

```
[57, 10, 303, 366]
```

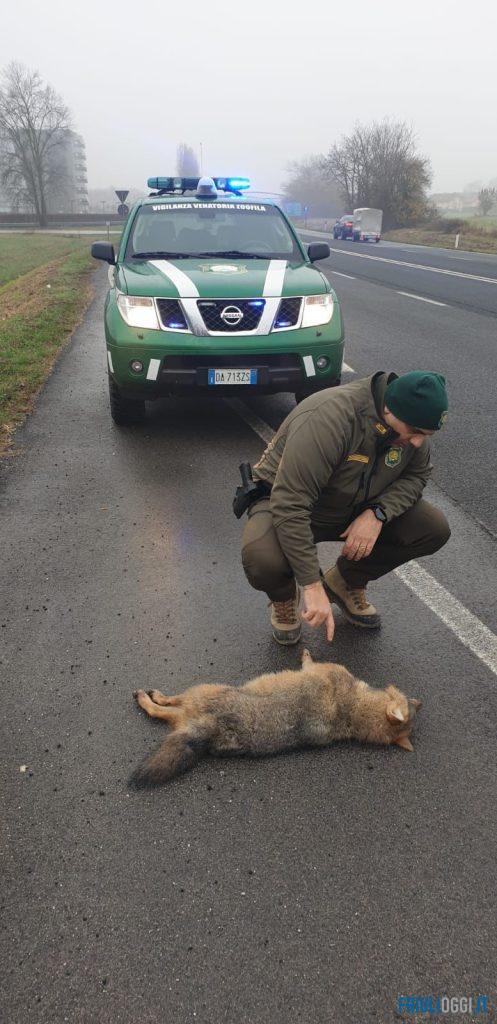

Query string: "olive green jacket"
[253, 372, 432, 585]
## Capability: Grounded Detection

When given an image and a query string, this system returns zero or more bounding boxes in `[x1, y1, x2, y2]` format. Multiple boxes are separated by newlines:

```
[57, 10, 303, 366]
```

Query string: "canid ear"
[392, 733, 414, 752]
[386, 704, 406, 724]
[301, 648, 314, 666]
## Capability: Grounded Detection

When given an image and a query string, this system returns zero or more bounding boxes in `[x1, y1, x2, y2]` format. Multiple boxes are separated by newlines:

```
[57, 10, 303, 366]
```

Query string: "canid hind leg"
[147, 690, 183, 707]
[134, 690, 183, 726]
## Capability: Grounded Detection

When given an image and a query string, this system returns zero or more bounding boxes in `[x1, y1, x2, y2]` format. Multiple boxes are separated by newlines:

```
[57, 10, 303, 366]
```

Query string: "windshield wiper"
[131, 250, 277, 261]
[194, 250, 270, 259]
[131, 251, 194, 260]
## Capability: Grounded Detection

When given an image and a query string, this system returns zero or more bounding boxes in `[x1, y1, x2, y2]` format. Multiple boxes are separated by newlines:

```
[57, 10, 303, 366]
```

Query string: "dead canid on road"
[129, 649, 422, 788]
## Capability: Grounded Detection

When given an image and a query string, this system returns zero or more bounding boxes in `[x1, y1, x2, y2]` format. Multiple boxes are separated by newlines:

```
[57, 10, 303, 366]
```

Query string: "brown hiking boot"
[322, 565, 381, 629]
[270, 589, 301, 645]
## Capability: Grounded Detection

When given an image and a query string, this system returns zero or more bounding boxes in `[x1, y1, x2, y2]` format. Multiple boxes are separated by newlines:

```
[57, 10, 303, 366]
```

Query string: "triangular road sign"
[115, 190, 129, 203]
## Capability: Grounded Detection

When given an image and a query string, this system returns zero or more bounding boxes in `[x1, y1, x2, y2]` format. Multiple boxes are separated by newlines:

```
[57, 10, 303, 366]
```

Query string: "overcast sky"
[2, 0, 496, 196]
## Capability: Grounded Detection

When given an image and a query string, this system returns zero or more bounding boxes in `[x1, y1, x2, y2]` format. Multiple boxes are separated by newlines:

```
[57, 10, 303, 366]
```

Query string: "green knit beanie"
[385, 372, 448, 430]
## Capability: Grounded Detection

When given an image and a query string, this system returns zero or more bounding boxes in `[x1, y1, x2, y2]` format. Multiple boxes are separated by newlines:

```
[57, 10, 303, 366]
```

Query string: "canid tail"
[129, 724, 211, 789]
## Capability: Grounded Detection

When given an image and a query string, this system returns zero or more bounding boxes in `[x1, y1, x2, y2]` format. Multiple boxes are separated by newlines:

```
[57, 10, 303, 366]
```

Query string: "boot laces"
[346, 586, 369, 611]
[273, 597, 298, 624]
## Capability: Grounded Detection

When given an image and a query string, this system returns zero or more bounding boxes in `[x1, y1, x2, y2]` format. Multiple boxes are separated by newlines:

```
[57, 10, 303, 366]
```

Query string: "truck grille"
[156, 299, 188, 331]
[197, 299, 265, 332]
[274, 297, 302, 328]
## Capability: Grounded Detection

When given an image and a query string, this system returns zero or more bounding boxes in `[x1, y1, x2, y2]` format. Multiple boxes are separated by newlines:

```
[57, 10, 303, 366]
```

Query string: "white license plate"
[208, 369, 258, 385]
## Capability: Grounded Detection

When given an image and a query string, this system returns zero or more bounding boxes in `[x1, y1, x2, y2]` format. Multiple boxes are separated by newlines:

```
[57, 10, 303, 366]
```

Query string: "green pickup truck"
[91, 176, 344, 424]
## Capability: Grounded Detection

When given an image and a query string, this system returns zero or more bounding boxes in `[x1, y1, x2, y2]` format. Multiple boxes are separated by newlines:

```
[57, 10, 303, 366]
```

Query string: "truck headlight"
[117, 294, 159, 330]
[301, 294, 333, 327]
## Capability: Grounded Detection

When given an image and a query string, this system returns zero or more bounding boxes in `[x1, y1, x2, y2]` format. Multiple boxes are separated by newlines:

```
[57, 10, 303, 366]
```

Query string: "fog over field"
[1, 0, 496, 195]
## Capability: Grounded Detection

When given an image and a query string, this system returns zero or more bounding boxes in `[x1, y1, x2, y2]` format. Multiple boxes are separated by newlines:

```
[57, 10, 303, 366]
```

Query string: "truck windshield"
[126, 203, 302, 260]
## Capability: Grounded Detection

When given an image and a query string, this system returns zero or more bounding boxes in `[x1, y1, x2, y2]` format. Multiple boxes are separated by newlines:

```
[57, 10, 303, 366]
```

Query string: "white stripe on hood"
[263, 260, 287, 296]
[149, 259, 200, 297]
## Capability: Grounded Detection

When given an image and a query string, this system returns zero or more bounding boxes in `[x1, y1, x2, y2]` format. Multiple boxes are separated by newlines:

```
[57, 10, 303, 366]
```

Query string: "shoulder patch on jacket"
[385, 446, 403, 467]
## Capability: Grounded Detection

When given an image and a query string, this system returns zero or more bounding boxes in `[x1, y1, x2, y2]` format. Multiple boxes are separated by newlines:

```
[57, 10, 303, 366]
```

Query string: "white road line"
[230, 400, 497, 676]
[330, 270, 356, 280]
[397, 291, 447, 307]
[342, 362, 355, 373]
[225, 398, 274, 444]
[300, 229, 497, 267]
[324, 246, 497, 285]
[395, 563, 497, 675]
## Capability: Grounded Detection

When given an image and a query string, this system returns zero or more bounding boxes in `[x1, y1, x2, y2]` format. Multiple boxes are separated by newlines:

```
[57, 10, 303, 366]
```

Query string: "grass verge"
[383, 228, 497, 254]
[0, 233, 117, 456]
[0, 233, 113, 289]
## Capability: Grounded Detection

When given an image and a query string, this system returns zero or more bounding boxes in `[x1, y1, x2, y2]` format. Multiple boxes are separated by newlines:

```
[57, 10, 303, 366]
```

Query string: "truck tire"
[108, 375, 146, 425]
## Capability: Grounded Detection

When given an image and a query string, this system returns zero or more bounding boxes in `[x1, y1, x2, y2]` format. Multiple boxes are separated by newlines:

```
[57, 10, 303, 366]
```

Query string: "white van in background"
[352, 208, 383, 242]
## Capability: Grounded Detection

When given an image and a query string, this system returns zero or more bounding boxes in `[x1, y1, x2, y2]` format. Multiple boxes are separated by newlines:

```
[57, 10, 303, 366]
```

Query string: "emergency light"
[147, 176, 251, 195]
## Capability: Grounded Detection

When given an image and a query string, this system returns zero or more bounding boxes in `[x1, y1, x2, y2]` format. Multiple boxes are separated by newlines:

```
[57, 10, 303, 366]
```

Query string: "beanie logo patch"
[438, 410, 448, 429]
[385, 446, 403, 468]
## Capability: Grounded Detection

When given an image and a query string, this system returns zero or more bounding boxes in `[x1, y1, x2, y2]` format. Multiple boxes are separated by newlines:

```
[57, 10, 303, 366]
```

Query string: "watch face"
[374, 506, 387, 522]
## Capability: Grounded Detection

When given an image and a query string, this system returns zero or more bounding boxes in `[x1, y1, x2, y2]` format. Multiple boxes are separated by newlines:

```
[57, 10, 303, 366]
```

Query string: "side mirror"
[91, 242, 116, 265]
[307, 242, 330, 263]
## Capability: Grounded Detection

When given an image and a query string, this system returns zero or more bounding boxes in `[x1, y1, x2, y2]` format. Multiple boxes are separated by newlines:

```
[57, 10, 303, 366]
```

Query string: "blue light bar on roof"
[226, 177, 250, 191]
[147, 176, 250, 194]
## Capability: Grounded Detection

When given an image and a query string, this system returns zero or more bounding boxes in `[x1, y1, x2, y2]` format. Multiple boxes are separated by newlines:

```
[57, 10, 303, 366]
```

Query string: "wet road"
[302, 230, 497, 316]
[1, 264, 496, 1024]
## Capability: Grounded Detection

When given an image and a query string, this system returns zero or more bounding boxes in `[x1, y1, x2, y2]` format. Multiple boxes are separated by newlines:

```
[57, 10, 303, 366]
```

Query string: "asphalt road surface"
[2, 243, 497, 1024]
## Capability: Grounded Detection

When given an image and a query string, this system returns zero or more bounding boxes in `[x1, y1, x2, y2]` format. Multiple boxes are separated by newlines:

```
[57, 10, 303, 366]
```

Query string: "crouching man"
[241, 370, 450, 645]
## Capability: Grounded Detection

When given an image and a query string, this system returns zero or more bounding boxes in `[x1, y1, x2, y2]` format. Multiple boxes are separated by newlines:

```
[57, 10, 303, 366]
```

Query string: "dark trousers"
[241, 498, 451, 603]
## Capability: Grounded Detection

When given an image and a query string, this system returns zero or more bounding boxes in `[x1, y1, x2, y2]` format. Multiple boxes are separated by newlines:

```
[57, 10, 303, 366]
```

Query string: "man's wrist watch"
[368, 504, 387, 523]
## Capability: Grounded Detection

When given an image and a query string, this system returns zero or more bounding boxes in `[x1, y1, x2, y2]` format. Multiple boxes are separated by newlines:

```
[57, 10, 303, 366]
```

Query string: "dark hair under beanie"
[385, 371, 448, 431]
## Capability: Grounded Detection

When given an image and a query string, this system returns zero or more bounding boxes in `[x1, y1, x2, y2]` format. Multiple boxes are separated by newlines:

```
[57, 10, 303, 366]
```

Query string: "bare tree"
[478, 187, 496, 216]
[322, 120, 432, 229]
[176, 143, 200, 177]
[0, 62, 71, 226]
[282, 155, 342, 218]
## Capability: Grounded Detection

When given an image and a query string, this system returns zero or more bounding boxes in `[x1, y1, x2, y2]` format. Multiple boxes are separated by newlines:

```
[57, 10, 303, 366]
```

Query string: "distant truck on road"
[352, 208, 382, 243]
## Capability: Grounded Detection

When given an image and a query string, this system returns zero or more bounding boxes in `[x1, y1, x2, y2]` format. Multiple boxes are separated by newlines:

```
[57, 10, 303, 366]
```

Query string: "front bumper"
[113, 352, 342, 397]
[105, 298, 345, 397]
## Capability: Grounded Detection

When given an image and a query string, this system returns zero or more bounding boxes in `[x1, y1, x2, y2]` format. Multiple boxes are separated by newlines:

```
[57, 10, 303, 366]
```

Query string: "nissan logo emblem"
[220, 305, 244, 326]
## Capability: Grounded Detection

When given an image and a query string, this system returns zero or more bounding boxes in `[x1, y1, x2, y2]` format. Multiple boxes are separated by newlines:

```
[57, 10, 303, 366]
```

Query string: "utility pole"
[199, 142, 203, 173]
